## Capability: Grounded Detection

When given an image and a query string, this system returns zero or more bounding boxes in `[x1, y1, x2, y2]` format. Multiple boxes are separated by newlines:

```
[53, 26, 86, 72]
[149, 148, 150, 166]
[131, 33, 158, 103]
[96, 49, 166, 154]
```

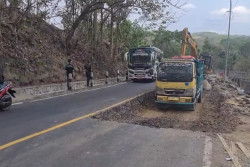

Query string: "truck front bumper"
[155, 95, 194, 105]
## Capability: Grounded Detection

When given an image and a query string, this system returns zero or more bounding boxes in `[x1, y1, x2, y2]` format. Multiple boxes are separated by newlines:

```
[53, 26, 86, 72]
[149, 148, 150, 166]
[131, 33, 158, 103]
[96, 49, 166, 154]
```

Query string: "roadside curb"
[13, 77, 126, 103]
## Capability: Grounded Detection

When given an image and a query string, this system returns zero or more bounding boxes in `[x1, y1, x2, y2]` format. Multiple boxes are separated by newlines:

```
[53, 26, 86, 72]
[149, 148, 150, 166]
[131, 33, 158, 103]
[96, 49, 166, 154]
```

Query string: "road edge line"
[202, 136, 212, 167]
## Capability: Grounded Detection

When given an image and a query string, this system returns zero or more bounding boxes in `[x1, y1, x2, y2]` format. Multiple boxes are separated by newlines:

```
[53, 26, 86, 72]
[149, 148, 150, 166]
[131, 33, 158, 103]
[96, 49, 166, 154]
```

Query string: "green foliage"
[152, 28, 182, 57]
[234, 56, 250, 71]
[200, 33, 250, 71]
[118, 20, 151, 53]
[239, 41, 250, 58]
[118, 22, 182, 57]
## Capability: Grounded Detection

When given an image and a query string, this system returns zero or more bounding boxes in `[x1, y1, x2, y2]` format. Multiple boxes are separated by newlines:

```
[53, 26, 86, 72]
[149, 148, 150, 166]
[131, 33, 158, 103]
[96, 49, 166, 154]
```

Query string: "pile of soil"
[92, 86, 242, 133]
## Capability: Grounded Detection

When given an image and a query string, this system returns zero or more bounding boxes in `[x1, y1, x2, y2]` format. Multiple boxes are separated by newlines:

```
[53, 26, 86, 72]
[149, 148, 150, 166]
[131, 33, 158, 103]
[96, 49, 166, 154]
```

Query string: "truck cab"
[155, 56, 204, 110]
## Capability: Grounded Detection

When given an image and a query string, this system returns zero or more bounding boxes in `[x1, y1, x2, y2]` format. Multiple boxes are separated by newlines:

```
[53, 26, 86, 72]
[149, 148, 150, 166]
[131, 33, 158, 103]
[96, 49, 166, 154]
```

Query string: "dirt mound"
[93, 86, 242, 133]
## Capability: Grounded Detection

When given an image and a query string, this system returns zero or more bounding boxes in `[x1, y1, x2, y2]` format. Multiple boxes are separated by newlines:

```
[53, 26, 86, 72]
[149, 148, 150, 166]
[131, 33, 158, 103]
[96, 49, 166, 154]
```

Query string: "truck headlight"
[156, 87, 165, 95]
[184, 88, 195, 96]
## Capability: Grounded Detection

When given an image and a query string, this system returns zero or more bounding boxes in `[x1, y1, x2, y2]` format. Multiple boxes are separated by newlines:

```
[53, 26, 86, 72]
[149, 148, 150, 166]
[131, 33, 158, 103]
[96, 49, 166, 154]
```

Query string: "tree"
[152, 28, 182, 57]
[119, 20, 148, 53]
[239, 41, 250, 58]
[61, 0, 184, 53]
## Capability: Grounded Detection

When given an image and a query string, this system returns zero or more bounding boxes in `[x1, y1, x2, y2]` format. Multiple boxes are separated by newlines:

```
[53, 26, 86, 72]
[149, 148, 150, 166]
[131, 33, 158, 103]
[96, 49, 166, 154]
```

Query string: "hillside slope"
[0, 16, 126, 86]
[193, 32, 250, 49]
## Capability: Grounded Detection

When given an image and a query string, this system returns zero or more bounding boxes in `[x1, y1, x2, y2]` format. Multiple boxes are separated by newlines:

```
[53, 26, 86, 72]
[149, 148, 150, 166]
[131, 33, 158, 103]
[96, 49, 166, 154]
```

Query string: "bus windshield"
[129, 48, 152, 65]
[157, 62, 193, 82]
[131, 55, 150, 64]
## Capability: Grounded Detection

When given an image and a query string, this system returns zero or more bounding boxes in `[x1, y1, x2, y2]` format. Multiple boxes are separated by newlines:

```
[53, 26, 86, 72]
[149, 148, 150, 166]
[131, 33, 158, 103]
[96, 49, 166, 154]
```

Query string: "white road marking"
[202, 136, 213, 167]
[30, 82, 127, 103]
[12, 102, 24, 106]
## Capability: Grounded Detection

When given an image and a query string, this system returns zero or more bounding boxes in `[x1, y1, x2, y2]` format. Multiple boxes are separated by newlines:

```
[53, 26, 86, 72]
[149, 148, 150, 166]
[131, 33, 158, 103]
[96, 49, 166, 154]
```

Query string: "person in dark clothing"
[84, 61, 92, 87]
[65, 59, 74, 90]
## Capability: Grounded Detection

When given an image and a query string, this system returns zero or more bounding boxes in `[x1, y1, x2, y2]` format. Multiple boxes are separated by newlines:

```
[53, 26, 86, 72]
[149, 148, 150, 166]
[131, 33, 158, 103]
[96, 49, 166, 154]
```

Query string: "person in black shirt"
[65, 59, 74, 90]
[84, 61, 92, 87]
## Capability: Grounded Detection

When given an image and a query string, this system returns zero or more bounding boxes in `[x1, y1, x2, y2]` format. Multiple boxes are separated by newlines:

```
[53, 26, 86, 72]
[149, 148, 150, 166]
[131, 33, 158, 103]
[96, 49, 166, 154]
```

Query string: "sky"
[50, 0, 250, 36]
[167, 0, 250, 35]
[130, 0, 250, 36]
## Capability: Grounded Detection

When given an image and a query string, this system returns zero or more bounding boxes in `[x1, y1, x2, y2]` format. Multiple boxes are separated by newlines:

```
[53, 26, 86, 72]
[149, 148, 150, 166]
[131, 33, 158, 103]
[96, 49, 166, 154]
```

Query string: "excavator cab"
[200, 53, 213, 74]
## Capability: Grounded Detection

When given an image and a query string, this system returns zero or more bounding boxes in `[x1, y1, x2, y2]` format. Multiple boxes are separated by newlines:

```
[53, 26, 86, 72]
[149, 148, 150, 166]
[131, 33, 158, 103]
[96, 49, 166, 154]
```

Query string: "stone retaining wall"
[14, 77, 125, 102]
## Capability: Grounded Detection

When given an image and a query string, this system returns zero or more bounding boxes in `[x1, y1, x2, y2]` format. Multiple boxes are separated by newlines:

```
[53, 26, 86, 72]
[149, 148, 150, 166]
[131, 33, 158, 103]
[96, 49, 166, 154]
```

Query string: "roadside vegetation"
[194, 32, 250, 73]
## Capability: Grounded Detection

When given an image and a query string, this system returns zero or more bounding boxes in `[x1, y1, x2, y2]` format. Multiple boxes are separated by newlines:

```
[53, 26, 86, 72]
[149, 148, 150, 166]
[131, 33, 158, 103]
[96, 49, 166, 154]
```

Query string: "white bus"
[125, 46, 163, 81]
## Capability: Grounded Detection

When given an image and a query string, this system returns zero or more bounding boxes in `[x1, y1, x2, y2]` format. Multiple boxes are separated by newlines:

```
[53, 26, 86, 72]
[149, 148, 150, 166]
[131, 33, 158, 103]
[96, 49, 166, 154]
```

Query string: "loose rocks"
[203, 80, 212, 91]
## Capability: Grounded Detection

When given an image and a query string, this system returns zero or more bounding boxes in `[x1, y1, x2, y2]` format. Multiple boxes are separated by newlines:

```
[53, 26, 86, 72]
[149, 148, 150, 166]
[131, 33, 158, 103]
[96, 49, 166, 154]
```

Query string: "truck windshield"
[157, 62, 193, 82]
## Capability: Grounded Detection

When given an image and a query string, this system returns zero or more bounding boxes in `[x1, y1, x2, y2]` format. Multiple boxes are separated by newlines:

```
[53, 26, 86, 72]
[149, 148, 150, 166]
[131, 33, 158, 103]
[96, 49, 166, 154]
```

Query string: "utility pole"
[225, 0, 232, 82]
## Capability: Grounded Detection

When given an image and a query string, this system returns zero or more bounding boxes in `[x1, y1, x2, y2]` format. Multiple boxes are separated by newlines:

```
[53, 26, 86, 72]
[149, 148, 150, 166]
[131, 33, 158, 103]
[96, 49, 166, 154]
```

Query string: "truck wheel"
[198, 93, 202, 103]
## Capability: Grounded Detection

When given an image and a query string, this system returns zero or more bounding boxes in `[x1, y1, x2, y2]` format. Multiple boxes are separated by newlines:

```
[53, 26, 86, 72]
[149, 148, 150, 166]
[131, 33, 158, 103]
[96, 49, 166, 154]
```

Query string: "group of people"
[65, 59, 92, 90]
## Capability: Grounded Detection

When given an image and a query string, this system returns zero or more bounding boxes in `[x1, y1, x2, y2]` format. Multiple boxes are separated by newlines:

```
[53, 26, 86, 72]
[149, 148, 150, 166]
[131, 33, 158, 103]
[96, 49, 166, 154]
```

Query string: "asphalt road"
[0, 82, 229, 167]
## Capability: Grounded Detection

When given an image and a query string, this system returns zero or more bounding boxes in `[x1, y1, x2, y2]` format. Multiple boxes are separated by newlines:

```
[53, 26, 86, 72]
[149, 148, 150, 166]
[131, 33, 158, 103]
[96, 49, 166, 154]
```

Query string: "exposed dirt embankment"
[92, 86, 242, 133]
[0, 15, 126, 87]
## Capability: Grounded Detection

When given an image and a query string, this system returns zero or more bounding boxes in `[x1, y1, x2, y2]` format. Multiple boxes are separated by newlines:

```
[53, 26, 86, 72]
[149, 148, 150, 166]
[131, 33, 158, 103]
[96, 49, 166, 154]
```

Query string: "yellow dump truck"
[155, 28, 204, 111]
[155, 57, 204, 110]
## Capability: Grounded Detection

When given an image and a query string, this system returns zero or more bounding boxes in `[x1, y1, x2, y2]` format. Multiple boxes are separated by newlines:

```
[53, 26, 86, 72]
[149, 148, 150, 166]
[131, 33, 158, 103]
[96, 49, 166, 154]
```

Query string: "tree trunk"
[115, 21, 121, 57]
[89, 13, 93, 44]
[66, 8, 91, 49]
[3, 0, 7, 6]
[72, 0, 75, 22]
[110, 7, 114, 58]
[0, 2, 3, 39]
[9, 0, 18, 21]
[100, 8, 103, 46]
[27, 0, 32, 14]
[92, 9, 97, 48]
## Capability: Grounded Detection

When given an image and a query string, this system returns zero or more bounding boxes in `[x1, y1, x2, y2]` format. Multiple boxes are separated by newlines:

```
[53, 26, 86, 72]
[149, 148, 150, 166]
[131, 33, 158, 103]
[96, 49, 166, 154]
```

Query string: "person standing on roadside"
[65, 59, 74, 90]
[84, 61, 92, 87]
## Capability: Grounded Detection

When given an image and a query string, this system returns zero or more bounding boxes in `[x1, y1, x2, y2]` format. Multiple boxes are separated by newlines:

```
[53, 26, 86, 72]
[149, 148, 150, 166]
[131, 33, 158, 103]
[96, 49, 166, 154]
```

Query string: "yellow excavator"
[181, 28, 213, 74]
[155, 28, 204, 111]
[181, 28, 199, 58]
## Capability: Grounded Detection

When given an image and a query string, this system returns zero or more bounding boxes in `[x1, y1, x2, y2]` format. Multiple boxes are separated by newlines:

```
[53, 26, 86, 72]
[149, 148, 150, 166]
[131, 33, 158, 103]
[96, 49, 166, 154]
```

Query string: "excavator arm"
[181, 28, 213, 74]
[181, 28, 198, 58]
